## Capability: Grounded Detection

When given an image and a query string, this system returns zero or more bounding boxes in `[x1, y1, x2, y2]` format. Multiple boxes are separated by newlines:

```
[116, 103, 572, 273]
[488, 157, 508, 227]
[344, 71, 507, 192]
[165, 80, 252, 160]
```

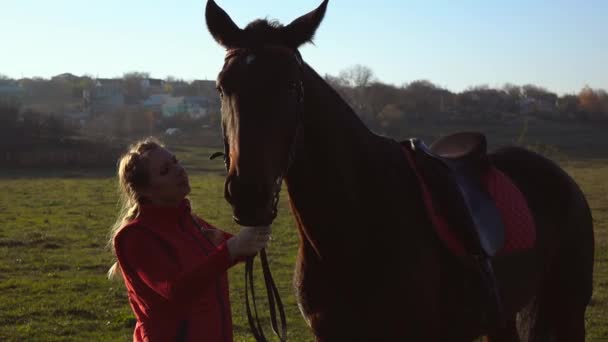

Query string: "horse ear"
[205, 0, 243, 49]
[282, 0, 329, 49]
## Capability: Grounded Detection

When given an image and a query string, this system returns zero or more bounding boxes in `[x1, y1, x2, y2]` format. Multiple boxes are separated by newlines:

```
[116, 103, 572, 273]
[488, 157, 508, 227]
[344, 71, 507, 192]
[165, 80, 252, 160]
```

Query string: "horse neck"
[284, 64, 390, 257]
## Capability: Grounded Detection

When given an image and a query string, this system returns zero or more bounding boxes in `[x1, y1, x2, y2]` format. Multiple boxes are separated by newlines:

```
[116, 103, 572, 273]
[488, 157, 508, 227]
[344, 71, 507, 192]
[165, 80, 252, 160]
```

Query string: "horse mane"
[301, 63, 378, 142]
[242, 19, 318, 48]
[245, 19, 284, 31]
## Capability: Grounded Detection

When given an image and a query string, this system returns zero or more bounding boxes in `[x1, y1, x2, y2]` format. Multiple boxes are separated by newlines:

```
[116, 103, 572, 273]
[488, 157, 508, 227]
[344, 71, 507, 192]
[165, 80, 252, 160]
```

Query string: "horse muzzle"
[225, 176, 277, 226]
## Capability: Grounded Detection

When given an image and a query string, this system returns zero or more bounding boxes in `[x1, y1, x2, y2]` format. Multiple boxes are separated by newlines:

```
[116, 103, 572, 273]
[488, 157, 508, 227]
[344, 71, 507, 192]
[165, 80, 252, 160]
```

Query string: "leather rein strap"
[211, 47, 304, 342]
[245, 250, 287, 342]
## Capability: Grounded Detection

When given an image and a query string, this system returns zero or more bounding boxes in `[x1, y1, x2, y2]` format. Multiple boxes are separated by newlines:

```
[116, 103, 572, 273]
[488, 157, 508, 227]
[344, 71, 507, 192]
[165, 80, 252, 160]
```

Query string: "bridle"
[210, 46, 305, 342]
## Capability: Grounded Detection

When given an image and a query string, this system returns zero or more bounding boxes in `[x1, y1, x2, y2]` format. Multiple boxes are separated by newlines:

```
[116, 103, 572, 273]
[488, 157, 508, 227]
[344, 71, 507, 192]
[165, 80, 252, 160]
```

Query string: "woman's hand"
[226, 226, 272, 260]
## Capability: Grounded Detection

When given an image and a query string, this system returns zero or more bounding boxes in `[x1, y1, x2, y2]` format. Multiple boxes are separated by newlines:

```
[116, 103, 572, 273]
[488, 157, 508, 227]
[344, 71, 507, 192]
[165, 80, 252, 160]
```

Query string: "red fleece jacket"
[114, 199, 238, 342]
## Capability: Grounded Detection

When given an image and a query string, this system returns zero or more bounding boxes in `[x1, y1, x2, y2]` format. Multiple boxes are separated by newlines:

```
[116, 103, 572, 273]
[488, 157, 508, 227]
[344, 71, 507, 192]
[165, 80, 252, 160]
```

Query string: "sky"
[1, 0, 606, 95]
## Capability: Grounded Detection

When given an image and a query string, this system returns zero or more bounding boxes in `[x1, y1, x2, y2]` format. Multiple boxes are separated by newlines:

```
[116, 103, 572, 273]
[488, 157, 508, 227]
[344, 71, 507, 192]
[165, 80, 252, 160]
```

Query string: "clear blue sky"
[1, 0, 606, 95]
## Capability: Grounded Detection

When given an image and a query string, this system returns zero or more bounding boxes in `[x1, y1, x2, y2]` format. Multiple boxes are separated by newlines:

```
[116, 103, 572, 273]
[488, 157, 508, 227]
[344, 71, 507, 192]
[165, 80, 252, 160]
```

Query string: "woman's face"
[140, 147, 190, 206]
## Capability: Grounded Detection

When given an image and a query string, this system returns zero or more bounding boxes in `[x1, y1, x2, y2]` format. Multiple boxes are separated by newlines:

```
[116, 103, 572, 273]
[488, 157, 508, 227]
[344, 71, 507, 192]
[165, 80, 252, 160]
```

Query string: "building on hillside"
[519, 97, 557, 115]
[0, 80, 25, 102]
[89, 78, 125, 115]
[161, 95, 214, 119]
[142, 94, 171, 113]
[141, 78, 166, 95]
[183, 96, 212, 119]
[51, 73, 81, 82]
[162, 97, 188, 117]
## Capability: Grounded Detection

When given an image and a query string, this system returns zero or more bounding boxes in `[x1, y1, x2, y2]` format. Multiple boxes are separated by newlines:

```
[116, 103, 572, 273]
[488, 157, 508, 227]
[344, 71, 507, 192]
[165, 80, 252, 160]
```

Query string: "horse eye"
[217, 87, 224, 98]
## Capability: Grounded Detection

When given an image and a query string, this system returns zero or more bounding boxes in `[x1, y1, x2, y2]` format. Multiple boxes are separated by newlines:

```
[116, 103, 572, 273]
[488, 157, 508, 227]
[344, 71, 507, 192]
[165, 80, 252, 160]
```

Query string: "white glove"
[227, 226, 272, 259]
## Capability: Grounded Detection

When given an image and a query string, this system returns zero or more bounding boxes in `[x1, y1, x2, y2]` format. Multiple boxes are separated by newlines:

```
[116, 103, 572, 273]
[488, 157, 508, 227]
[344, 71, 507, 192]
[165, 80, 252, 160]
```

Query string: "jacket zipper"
[180, 218, 229, 342]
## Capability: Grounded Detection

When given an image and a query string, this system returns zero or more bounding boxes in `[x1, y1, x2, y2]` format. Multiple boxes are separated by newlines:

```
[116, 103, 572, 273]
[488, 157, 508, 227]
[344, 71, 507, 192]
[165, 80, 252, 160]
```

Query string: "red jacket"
[114, 199, 238, 342]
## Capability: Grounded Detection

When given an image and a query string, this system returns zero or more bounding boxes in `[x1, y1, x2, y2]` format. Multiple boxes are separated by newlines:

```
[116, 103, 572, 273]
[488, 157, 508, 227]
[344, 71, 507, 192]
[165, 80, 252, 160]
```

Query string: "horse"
[204, 1, 595, 341]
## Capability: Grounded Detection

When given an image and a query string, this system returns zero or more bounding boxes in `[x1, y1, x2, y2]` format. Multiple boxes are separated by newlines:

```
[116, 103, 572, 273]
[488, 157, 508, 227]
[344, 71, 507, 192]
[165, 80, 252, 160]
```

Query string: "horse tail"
[518, 174, 594, 342]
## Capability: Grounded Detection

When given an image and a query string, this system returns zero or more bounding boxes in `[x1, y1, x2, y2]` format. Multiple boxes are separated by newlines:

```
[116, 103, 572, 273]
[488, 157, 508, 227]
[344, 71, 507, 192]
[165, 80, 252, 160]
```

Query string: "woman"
[107, 137, 271, 342]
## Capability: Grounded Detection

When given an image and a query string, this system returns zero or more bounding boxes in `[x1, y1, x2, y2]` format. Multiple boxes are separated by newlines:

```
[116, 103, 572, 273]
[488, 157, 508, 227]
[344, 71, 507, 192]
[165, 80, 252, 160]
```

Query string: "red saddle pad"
[403, 147, 536, 257]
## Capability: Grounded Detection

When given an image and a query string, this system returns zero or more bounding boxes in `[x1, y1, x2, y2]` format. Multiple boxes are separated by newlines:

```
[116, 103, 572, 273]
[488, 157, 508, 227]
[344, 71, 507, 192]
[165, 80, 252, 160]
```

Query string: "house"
[519, 97, 557, 115]
[161, 96, 213, 118]
[141, 78, 165, 95]
[51, 73, 80, 82]
[183, 96, 212, 119]
[142, 94, 171, 113]
[90, 78, 125, 114]
[162, 97, 187, 117]
[0, 80, 25, 101]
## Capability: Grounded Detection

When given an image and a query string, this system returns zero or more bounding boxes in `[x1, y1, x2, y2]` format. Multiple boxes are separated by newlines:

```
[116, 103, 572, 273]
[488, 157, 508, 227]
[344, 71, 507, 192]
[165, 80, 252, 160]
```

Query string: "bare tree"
[338, 64, 375, 88]
[123, 71, 150, 104]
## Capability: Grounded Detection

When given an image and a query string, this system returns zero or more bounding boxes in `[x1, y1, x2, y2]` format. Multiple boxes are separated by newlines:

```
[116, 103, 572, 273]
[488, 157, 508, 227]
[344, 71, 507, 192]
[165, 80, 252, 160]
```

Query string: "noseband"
[210, 47, 306, 342]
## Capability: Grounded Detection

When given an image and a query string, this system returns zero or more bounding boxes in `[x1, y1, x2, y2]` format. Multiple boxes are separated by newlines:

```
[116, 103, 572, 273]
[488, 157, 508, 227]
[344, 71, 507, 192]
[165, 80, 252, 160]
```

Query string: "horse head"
[206, 0, 328, 226]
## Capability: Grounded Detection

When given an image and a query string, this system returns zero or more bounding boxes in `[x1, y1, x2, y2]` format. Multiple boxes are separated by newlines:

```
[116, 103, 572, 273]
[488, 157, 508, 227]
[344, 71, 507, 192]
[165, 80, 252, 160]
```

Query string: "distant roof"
[96, 78, 123, 86]
[52, 73, 80, 81]
[148, 78, 164, 86]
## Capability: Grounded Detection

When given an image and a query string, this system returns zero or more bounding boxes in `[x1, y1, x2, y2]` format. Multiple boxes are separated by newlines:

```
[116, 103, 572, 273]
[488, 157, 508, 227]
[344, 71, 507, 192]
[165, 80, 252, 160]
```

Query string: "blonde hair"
[107, 137, 164, 280]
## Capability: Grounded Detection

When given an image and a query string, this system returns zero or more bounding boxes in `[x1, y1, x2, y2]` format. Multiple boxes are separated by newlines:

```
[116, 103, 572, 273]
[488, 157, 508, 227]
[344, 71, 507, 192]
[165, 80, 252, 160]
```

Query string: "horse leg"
[483, 316, 520, 342]
[523, 232, 593, 341]
[535, 205, 593, 342]
[521, 283, 588, 342]
[550, 306, 586, 342]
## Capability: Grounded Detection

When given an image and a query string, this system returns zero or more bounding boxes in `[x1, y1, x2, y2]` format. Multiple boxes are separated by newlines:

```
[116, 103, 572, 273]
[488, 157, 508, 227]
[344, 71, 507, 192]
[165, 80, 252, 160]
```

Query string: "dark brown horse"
[205, 1, 595, 341]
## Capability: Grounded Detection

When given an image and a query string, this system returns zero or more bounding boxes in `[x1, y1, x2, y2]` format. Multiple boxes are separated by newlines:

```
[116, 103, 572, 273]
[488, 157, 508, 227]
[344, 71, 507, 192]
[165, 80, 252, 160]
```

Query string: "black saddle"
[406, 132, 505, 257]
[403, 131, 506, 328]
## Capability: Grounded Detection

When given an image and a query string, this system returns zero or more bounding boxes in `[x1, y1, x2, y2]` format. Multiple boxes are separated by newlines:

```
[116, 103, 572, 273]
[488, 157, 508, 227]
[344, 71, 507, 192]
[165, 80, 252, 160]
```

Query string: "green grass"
[0, 144, 606, 341]
[564, 159, 608, 340]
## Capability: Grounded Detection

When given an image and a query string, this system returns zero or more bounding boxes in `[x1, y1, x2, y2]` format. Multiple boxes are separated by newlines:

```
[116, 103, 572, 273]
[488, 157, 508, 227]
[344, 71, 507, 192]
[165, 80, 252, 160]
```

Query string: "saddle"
[409, 132, 505, 257]
[403, 131, 506, 327]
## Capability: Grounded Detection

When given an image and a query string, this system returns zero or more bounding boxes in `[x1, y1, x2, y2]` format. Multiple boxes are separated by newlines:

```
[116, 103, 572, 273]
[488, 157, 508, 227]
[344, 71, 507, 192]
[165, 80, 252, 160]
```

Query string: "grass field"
[0, 143, 606, 341]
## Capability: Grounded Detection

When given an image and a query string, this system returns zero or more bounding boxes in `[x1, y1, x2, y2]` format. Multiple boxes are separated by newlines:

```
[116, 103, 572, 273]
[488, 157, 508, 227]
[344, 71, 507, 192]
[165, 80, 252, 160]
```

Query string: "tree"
[556, 94, 580, 120]
[578, 86, 608, 121]
[503, 83, 522, 100]
[324, 73, 353, 105]
[522, 84, 558, 104]
[332, 65, 377, 121]
[41, 115, 69, 140]
[123, 71, 150, 104]
[21, 109, 43, 139]
[401, 80, 447, 118]
[338, 64, 375, 88]
[0, 100, 20, 140]
[377, 103, 405, 137]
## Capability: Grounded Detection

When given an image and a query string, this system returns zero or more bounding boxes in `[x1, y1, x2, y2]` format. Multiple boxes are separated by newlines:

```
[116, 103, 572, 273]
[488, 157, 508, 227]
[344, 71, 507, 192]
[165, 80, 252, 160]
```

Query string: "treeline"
[0, 72, 217, 113]
[1, 68, 607, 144]
[0, 100, 75, 145]
[324, 65, 608, 136]
[0, 72, 220, 142]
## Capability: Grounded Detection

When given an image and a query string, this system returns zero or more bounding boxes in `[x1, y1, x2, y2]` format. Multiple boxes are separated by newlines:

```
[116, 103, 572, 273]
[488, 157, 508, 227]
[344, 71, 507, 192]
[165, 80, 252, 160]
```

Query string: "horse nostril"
[224, 175, 237, 205]
[225, 176, 271, 208]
